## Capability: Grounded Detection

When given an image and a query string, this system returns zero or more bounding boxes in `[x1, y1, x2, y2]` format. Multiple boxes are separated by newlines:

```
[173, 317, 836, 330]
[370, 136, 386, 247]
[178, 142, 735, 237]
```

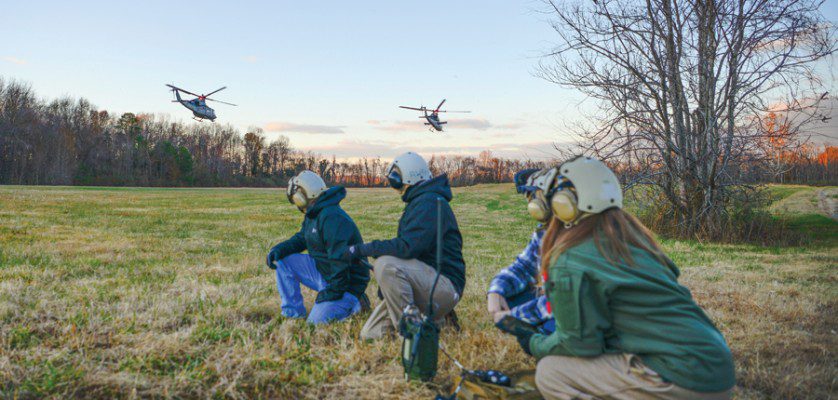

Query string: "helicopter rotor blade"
[399, 106, 426, 111]
[434, 99, 446, 112]
[206, 98, 237, 106]
[204, 86, 227, 97]
[165, 84, 201, 97]
[436, 110, 471, 113]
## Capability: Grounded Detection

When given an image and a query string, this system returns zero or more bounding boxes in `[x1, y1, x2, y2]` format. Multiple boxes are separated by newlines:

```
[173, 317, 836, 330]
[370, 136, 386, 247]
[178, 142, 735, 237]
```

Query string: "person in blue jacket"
[342, 152, 466, 340]
[266, 170, 370, 324]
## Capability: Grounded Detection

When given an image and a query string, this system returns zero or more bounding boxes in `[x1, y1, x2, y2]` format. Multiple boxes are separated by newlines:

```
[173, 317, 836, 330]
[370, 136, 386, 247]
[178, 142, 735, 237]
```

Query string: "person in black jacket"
[342, 152, 466, 340]
[266, 170, 370, 324]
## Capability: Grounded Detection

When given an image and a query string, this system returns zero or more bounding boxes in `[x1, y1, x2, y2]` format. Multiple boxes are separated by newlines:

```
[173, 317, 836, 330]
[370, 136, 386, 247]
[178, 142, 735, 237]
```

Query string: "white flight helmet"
[286, 170, 328, 212]
[525, 156, 623, 225]
[386, 151, 432, 191]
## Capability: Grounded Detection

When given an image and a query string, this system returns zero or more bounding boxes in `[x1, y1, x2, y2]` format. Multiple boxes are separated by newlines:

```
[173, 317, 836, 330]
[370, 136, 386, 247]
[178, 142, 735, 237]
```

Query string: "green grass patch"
[0, 184, 835, 399]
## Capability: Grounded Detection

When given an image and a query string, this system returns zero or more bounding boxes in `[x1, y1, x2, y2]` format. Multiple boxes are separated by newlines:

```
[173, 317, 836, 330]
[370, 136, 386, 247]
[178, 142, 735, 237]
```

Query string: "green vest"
[529, 239, 736, 393]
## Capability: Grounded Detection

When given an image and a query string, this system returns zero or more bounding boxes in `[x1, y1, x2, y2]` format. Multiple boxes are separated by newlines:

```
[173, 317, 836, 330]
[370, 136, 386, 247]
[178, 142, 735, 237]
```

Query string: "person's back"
[344, 151, 466, 340]
[302, 187, 370, 303]
[539, 239, 735, 392]
[395, 175, 466, 295]
[497, 157, 735, 400]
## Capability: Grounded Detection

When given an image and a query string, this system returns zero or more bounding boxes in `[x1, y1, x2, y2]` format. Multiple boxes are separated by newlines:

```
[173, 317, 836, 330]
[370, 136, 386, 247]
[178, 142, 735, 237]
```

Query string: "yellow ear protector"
[291, 190, 308, 209]
[286, 180, 310, 212]
[527, 190, 552, 222]
[550, 187, 580, 225]
[526, 177, 581, 224]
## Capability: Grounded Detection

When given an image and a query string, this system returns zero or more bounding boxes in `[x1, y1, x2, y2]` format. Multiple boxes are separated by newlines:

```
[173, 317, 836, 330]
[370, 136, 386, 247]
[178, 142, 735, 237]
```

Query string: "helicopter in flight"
[399, 99, 470, 132]
[166, 84, 236, 122]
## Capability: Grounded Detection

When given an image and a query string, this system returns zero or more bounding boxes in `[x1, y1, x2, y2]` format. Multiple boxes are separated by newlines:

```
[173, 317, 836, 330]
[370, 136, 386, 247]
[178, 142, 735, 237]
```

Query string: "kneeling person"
[487, 168, 554, 335]
[510, 158, 735, 399]
[344, 152, 466, 340]
[266, 170, 370, 324]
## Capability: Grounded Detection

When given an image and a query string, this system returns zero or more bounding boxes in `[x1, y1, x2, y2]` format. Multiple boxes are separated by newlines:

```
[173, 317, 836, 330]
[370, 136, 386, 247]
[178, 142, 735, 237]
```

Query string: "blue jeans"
[274, 253, 361, 324]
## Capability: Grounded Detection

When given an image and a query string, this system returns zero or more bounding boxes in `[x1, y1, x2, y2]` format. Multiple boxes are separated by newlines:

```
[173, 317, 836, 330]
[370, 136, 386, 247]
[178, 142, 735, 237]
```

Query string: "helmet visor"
[286, 179, 298, 205]
[386, 164, 403, 190]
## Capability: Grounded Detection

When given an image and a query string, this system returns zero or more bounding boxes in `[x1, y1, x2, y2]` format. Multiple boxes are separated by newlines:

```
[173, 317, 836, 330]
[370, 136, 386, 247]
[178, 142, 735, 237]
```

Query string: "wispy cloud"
[3, 56, 27, 65]
[448, 118, 493, 130]
[243, 55, 258, 63]
[300, 138, 561, 161]
[264, 121, 345, 134]
[369, 117, 526, 132]
[495, 122, 526, 130]
[369, 120, 422, 132]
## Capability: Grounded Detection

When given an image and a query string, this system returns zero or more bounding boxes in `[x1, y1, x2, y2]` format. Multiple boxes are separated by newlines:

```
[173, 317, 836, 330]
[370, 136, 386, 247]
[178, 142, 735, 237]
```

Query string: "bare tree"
[538, 0, 835, 236]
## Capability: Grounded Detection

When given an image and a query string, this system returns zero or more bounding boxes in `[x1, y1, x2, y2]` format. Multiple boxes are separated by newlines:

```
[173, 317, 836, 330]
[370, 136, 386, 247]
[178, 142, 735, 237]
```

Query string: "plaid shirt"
[488, 229, 552, 326]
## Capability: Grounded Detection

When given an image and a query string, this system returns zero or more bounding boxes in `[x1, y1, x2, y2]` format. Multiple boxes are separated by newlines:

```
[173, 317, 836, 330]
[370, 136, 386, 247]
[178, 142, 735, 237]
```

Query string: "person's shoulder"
[317, 204, 348, 221]
[407, 192, 441, 208]
[553, 239, 605, 270]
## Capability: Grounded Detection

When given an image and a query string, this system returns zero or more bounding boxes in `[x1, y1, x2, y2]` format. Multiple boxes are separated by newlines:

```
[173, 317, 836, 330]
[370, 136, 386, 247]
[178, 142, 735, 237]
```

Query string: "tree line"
[0, 78, 544, 188]
[0, 76, 832, 196]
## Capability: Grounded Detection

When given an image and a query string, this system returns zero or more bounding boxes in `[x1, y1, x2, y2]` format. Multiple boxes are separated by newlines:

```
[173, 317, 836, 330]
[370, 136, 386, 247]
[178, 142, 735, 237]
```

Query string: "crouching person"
[343, 152, 466, 340]
[487, 168, 555, 334]
[510, 157, 735, 400]
[266, 170, 370, 324]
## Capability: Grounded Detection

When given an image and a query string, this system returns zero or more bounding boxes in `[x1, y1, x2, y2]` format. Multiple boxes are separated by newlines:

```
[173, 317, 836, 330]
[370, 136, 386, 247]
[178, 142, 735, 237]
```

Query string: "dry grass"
[0, 184, 835, 399]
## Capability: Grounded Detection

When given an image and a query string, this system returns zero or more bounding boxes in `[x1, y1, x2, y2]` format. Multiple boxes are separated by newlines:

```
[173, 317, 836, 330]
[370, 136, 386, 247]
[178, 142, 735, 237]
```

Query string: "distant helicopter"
[399, 99, 470, 132]
[166, 84, 236, 122]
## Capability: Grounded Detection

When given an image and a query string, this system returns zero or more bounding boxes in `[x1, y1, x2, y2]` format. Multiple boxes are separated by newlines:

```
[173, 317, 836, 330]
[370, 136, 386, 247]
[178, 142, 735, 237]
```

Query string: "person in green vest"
[509, 157, 736, 399]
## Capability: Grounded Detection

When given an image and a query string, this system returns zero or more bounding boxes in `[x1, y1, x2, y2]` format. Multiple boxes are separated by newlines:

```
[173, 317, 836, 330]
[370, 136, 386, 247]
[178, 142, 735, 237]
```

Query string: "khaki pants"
[535, 354, 732, 400]
[360, 256, 459, 340]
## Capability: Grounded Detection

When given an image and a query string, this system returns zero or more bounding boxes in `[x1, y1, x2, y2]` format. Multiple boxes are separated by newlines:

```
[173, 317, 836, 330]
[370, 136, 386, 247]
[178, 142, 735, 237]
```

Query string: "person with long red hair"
[512, 157, 736, 400]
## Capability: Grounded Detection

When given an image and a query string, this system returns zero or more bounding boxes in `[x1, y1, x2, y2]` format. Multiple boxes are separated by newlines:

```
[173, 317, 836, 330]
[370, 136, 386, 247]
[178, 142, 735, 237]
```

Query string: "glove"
[341, 245, 362, 262]
[266, 245, 283, 269]
[515, 331, 535, 356]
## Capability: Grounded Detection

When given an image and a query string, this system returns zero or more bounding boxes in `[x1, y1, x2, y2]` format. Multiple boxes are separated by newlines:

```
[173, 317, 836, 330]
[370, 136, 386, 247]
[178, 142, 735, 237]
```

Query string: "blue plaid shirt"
[488, 229, 552, 326]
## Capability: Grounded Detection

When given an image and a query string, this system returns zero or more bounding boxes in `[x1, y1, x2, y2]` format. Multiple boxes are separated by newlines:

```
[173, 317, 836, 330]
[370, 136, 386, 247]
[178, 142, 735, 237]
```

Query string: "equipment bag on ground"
[449, 369, 542, 400]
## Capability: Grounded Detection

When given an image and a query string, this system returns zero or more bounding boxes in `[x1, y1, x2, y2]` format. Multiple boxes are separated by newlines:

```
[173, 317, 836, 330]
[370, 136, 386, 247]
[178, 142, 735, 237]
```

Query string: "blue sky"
[2, 1, 836, 160]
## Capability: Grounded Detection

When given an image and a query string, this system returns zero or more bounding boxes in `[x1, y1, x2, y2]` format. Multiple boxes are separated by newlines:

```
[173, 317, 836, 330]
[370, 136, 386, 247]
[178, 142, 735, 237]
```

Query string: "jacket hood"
[402, 174, 453, 203]
[307, 186, 346, 217]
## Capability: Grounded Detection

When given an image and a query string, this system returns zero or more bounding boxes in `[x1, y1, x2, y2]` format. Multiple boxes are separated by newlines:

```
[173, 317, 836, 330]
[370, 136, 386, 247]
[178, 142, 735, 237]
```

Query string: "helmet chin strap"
[561, 212, 592, 228]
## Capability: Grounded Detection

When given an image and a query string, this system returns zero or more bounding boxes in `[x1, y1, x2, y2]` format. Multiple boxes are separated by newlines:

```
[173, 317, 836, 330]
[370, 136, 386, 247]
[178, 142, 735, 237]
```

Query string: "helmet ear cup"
[527, 190, 552, 222]
[291, 190, 309, 210]
[551, 189, 579, 224]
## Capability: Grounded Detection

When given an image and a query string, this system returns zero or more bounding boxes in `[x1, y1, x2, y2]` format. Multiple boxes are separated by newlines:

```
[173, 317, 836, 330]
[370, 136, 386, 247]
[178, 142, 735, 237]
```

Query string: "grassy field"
[0, 184, 835, 399]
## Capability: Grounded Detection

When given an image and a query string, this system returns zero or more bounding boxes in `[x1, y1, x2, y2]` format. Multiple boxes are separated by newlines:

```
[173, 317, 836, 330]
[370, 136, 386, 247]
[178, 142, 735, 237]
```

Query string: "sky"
[2, 1, 836, 161]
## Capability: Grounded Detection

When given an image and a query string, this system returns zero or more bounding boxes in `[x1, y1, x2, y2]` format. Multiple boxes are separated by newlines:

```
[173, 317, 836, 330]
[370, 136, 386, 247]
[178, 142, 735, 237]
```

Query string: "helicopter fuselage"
[180, 99, 216, 121]
[168, 85, 222, 121]
[423, 110, 445, 131]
